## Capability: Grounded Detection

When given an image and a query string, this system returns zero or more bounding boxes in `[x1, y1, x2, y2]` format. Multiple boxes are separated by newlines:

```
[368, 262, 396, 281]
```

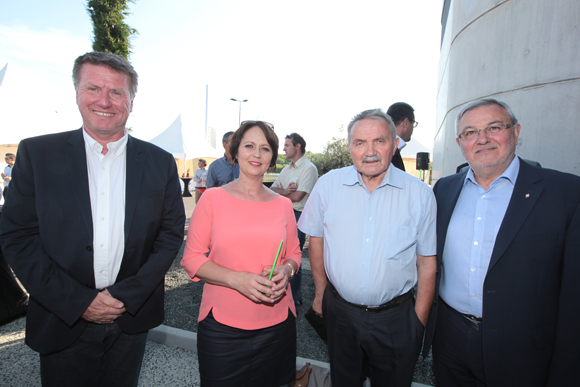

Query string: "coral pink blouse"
[181, 188, 302, 330]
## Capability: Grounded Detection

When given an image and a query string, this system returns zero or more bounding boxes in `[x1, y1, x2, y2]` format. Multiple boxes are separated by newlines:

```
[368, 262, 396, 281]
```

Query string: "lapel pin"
[525, 193, 530, 198]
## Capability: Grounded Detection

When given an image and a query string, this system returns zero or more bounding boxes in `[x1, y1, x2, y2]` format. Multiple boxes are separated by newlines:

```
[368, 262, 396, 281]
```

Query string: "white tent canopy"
[147, 114, 221, 160]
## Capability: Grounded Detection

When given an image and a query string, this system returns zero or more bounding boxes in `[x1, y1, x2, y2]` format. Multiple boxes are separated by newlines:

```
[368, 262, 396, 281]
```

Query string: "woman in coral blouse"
[181, 121, 301, 387]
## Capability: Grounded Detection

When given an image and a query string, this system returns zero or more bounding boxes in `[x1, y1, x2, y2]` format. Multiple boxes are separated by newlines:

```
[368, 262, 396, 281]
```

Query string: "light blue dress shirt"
[298, 165, 437, 306]
[440, 157, 520, 317]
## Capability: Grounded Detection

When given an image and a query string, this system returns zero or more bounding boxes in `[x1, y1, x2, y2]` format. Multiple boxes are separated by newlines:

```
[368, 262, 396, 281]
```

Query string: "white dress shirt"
[83, 129, 127, 289]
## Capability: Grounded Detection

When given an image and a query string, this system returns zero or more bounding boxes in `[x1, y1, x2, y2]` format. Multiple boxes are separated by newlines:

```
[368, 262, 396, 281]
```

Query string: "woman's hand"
[260, 263, 295, 302]
[230, 271, 278, 303]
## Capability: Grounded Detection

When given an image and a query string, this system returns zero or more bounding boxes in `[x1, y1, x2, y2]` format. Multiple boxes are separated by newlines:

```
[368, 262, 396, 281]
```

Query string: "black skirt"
[197, 310, 296, 387]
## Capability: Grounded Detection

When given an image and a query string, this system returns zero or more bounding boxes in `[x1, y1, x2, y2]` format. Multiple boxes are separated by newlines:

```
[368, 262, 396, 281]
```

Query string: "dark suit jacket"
[423, 158, 580, 386]
[0, 129, 185, 354]
[391, 148, 405, 171]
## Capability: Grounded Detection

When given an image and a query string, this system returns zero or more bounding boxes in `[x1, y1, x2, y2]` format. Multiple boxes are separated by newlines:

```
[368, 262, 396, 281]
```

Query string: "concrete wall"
[434, 0, 580, 181]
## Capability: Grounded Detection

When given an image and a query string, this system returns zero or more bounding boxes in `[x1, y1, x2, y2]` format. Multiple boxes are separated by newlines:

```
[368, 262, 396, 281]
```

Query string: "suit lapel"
[487, 160, 543, 272]
[64, 129, 93, 237]
[124, 136, 145, 243]
[436, 172, 465, 258]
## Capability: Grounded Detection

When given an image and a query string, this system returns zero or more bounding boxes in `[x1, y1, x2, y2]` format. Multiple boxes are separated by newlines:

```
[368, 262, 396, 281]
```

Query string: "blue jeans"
[40, 322, 148, 387]
[289, 210, 305, 308]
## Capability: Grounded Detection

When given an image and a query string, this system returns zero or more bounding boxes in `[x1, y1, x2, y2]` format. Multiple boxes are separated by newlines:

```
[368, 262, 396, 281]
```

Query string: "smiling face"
[349, 118, 398, 187]
[456, 104, 520, 182]
[237, 126, 274, 178]
[76, 63, 133, 143]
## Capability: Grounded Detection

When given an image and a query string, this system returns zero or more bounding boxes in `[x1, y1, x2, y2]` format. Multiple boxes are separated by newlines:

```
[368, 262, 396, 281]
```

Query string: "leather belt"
[441, 297, 483, 332]
[327, 282, 413, 312]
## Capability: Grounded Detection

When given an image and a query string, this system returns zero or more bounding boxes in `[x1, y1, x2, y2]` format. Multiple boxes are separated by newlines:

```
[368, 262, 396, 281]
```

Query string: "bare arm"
[415, 254, 437, 327]
[309, 236, 326, 316]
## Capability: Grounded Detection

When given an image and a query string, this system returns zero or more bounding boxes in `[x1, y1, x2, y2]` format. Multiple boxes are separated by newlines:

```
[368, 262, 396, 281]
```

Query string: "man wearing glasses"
[386, 102, 418, 172]
[427, 99, 580, 386]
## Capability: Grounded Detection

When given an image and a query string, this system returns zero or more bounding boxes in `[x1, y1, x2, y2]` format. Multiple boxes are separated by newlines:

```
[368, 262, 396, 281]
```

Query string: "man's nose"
[97, 92, 112, 107]
[476, 129, 491, 143]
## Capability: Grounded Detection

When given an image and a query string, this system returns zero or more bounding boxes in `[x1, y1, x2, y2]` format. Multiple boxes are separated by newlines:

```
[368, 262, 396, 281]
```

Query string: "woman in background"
[193, 158, 208, 203]
[181, 121, 301, 387]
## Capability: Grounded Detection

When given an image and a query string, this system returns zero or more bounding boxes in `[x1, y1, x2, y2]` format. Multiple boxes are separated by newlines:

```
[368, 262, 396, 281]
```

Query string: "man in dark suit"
[0, 52, 185, 386]
[386, 102, 418, 171]
[424, 99, 580, 386]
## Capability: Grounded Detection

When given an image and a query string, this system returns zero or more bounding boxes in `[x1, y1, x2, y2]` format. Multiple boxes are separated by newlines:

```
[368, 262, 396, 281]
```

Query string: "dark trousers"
[289, 209, 305, 307]
[40, 322, 148, 387]
[0, 248, 28, 324]
[323, 285, 424, 387]
[432, 299, 486, 387]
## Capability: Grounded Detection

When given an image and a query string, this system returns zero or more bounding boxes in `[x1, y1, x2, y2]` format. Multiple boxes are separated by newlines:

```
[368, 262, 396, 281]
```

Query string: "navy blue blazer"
[0, 129, 185, 354]
[423, 158, 580, 386]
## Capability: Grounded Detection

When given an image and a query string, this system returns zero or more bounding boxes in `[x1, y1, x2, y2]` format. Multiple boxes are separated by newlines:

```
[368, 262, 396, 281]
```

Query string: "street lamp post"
[230, 98, 248, 126]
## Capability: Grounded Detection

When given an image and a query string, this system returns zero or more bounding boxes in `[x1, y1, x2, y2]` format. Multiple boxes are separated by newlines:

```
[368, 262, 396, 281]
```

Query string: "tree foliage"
[306, 137, 353, 177]
[86, 0, 138, 60]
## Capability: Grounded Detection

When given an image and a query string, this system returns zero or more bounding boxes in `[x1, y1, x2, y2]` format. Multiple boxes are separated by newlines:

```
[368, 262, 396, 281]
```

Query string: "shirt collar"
[396, 135, 407, 150]
[464, 155, 520, 188]
[82, 127, 128, 157]
[290, 155, 306, 169]
[342, 164, 404, 190]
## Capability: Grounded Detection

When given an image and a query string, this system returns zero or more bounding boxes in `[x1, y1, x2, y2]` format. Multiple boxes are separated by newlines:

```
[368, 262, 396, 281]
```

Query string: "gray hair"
[347, 108, 396, 144]
[72, 52, 138, 101]
[455, 98, 518, 136]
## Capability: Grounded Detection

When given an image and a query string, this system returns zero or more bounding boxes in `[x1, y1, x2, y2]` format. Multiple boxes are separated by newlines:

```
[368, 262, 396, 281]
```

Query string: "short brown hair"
[229, 121, 279, 168]
[72, 52, 138, 100]
[198, 158, 207, 167]
[5, 153, 15, 161]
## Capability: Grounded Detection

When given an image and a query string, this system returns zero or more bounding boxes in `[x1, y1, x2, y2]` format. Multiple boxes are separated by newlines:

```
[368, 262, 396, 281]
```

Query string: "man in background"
[206, 132, 239, 187]
[386, 102, 418, 171]
[0, 51, 185, 386]
[271, 132, 318, 308]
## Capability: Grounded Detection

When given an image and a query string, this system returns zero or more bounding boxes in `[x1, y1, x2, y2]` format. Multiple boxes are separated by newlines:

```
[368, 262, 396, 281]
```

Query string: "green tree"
[306, 137, 353, 177]
[86, 0, 138, 60]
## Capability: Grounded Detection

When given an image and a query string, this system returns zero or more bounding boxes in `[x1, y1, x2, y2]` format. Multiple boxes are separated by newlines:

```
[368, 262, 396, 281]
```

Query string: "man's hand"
[82, 289, 126, 324]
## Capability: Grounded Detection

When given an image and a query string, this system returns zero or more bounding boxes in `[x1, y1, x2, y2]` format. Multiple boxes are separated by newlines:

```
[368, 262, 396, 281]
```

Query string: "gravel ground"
[163, 238, 436, 386]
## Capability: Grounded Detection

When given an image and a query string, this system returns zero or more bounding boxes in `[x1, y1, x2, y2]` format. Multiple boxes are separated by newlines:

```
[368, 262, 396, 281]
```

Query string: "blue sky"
[0, 0, 442, 154]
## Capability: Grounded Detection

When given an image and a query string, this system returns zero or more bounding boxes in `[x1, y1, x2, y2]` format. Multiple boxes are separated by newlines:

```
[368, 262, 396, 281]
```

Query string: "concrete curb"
[148, 324, 432, 387]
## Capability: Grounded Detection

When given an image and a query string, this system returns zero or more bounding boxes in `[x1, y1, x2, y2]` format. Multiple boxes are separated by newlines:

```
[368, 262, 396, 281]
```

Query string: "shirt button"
[481, 195, 485, 199]
[100, 243, 104, 247]
[471, 294, 476, 298]
[101, 191, 105, 195]
[361, 287, 365, 290]
[471, 268, 476, 272]
[102, 166, 106, 170]
[369, 217, 372, 220]
[99, 269, 104, 273]
[474, 241, 479, 246]
[366, 239, 369, 242]
[101, 217, 105, 221]
[477, 217, 482, 221]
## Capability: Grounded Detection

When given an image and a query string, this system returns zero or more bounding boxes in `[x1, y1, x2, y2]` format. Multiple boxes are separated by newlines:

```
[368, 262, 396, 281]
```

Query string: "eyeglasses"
[412, 120, 419, 128]
[458, 123, 514, 141]
[241, 120, 275, 130]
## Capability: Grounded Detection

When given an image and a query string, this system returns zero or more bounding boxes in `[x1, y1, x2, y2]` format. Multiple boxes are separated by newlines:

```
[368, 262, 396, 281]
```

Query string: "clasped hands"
[82, 289, 126, 324]
[234, 264, 293, 304]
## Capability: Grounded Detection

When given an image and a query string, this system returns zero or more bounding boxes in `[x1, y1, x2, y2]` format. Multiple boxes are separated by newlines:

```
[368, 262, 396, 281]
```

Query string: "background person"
[193, 158, 208, 203]
[386, 102, 418, 172]
[206, 131, 239, 187]
[271, 132, 318, 309]
[181, 121, 301, 386]
[0, 52, 185, 387]
[2, 153, 15, 199]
